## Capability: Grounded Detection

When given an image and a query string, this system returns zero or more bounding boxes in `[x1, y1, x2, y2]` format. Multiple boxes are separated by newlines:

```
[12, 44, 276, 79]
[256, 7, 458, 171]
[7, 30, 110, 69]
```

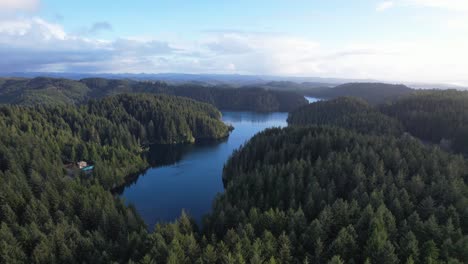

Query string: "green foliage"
[2, 77, 468, 263]
[0, 94, 229, 263]
[200, 126, 468, 263]
[0, 77, 90, 106]
[306, 82, 413, 104]
[382, 89, 468, 155]
[167, 85, 308, 112]
[1, 77, 308, 112]
[288, 97, 404, 135]
[140, 125, 468, 263]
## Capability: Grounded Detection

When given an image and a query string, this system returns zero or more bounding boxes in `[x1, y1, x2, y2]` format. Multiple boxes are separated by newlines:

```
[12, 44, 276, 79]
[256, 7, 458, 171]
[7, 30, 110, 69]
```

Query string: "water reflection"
[222, 111, 289, 124]
[120, 111, 288, 228]
[147, 144, 194, 167]
[305, 96, 321, 103]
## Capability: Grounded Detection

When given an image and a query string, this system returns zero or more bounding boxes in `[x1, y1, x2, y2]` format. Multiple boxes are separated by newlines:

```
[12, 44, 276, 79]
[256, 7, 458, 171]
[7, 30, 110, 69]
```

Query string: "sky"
[0, 0, 467, 85]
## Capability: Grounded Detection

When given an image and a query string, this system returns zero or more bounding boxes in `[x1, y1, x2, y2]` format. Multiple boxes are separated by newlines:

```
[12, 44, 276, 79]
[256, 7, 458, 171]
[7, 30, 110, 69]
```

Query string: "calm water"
[120, 111, 288, 228]
[305, 96, 321, 103]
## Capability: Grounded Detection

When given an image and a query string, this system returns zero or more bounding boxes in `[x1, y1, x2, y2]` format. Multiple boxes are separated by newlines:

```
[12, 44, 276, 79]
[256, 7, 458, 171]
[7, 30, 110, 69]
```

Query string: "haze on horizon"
[0, 0, 467, 86]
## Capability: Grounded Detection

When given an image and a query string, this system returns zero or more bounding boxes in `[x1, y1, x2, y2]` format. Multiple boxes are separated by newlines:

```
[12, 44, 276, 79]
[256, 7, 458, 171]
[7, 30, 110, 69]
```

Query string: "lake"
[305, 96, 321, 103]
[120, 111, 289, 228]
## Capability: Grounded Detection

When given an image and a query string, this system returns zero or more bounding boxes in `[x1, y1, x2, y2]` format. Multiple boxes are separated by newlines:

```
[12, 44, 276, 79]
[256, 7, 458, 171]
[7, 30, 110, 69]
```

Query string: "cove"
[120, 111, 289, 228]
[305, 96, 322, 103]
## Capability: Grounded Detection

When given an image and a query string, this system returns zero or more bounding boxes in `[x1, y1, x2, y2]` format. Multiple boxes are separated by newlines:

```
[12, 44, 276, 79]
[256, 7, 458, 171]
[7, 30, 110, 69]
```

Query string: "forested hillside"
[2, 78, 468, 263]
[381, 90, 468, 155]
[291, 91, 468, 156]
[184, 126, 466, 264]
[0, 77, 308, 112]
[0, 94, 230, 263]
[305, 83, 413, 104]
[171, 85, 306, 112]
[0, 77, 90, 105]
[83, 78, 309, 112]
[288, 97, 403, 136]
[136, 96, 468, 263]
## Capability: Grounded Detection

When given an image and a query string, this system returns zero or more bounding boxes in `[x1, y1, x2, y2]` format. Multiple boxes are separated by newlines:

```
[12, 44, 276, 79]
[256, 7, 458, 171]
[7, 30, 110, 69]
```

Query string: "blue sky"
[0, 0, 467, 84]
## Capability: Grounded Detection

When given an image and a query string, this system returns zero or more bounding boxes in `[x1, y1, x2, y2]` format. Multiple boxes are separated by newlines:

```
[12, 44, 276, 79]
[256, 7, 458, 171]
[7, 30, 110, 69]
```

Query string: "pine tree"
[328, 255, 345, 264]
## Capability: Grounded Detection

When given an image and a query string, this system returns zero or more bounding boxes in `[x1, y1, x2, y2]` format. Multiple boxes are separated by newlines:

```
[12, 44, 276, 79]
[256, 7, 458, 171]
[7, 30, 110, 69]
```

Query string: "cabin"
[77, 161, 88, 169]
[64, 161, 95, 177]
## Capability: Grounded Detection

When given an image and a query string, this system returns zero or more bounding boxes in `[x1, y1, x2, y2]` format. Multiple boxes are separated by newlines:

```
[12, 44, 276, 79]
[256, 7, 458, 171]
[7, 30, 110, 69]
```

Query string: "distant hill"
[305, 82, 414, 104]
[381, 89, 468, 155]
[3, 72, 465, 90]
[0, 77, 90, 105]
[254, 81, 333, 94]
[0, 77, 308, 112]
[288, 97, 403, 135]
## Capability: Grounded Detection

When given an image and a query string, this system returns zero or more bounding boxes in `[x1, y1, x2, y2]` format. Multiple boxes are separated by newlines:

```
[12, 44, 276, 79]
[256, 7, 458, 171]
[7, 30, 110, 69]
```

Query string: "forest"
[197, 126, 468, 264]
[0, 77, 308, 112]
[287, 97, 404, 136]
[1, 83, 468, 263]
[289, 91, 468, 156]
[381, 90, 468, 155]
[302, 83, 413, 104]
[0, 93, 231, 263]
[136, 92, 468, 263]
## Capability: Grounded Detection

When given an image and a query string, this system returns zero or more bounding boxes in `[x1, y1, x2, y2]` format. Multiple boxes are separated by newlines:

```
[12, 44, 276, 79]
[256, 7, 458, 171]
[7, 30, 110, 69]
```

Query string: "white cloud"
[376, 1, 395, 11]
[0, 14, 467, 84]
[0, 17, 66, 41]
[200, 32, 322, 75]
[197, 33, 468, 84]
[0, 0, 39, 12]
[0, 17, 174, 72]
[382, 0, 468, 12]
[406, 0, 468, 12]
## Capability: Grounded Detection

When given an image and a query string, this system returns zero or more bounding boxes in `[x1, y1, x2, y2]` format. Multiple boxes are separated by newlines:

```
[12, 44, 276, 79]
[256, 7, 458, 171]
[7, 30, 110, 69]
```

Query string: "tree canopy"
[0, 77, 308, 112]
[304, 83, 413, 104]
[136, 126, 468, 263]
[2, 82, 468, 263]
[288, 97, 404, 136]
[0, 93, 230, 263]
[382, 90, 468, 155]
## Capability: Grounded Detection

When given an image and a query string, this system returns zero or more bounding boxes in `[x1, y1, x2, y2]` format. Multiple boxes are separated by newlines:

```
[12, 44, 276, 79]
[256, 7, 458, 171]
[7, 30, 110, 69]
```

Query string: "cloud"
[0, 14, 467, 84]
[112, 38, 174, 55]
[0, 0, 39, 12]
[382, 0, 468, 12]
[199, 32, 322, 75]
[197, 32, 468, 84]
[376, 1, 395, 11]
[406, 0, 468, 12]
[445, 17, 468, 32]
[88, 21, 112, 34]
[205, 33, 253, 54]
[0, 17, 175, 72]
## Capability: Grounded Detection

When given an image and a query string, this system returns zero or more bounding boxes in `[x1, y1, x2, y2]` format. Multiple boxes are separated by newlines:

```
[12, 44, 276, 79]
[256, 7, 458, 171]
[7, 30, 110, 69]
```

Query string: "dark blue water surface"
[120, 111, 289, 228]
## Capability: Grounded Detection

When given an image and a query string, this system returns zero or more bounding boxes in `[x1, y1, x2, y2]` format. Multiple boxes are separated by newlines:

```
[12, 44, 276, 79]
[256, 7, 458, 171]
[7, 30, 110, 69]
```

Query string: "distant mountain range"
[2, 72, 465, 90]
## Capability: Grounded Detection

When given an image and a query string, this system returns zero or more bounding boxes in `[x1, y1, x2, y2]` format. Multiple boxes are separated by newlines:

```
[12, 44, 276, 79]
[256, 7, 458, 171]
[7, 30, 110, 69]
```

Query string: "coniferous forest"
[1, 80, 468, 263]
[0, 77, 308, 112]
[139, 90, 467, 264]
[2, 0, 467, 262]
[287, 97, 404, 136]
[0, 93, 230, 263]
